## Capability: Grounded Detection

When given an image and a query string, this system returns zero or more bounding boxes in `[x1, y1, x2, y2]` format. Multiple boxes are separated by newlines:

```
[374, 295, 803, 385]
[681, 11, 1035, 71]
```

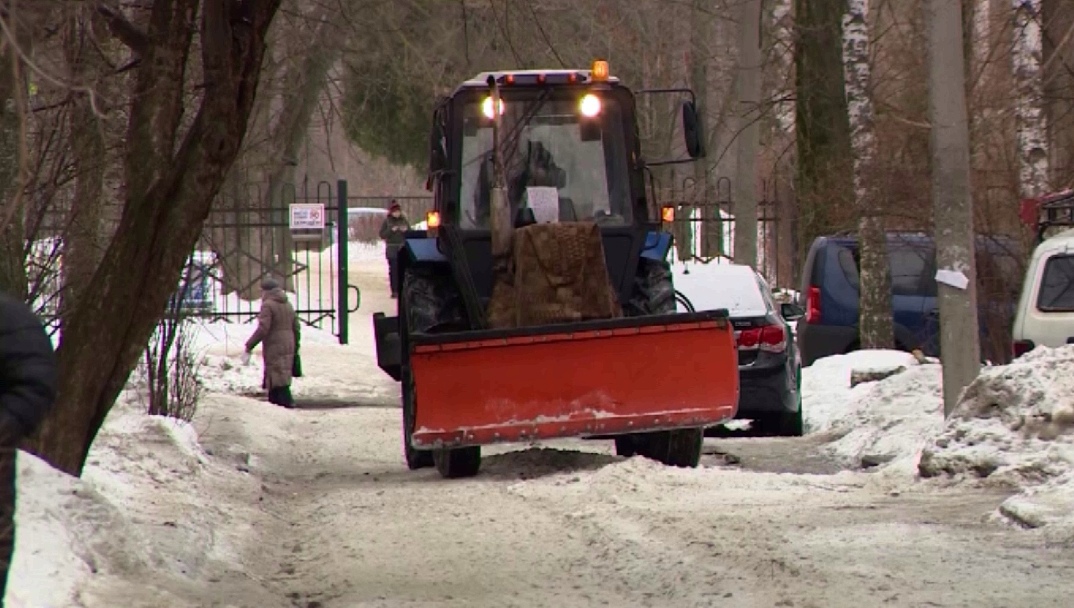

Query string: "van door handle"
[926, 308, 940, 318]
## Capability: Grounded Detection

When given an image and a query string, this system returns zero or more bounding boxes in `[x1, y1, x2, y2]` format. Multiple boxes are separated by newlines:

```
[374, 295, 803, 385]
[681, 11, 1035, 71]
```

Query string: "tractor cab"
[419, 61, 704, 313]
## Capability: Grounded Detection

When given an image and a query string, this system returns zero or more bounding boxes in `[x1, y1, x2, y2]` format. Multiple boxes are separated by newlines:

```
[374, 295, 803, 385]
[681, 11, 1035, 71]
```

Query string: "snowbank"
[6, 454, 96, 608]
[8, 397, 264, 606]
[801, 350, 943, 474]
[918, 346, 1074, 540]
[802, 350, 923, 433]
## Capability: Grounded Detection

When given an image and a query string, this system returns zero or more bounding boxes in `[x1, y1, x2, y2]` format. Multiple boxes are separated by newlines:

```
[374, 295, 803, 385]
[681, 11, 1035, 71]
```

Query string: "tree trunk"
[733, 0, 762, 269]
[843, 0, 893, 349]
[925, 0, 981, 417]
[0, 30, 31, 298]
[60, 9, 109, 321]
[1042, 0, 1074, 187]
[690, 0, 716, 260]
[26, 0, 282, 475]
[794, 0, 854, 263]
[1013, 0, 1051, 199]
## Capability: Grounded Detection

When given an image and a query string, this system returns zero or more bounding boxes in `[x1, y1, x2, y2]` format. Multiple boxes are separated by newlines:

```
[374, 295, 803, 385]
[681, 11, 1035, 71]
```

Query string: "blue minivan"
[795, 232, 1021, 366]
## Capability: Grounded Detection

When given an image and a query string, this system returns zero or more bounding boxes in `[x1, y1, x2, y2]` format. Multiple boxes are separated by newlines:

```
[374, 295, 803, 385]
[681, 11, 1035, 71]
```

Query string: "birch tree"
[1013, 0, 1050, 199]
[843, 0, 893, 348]
[925, 0, 981, 416]
[733, 0, 762, 269]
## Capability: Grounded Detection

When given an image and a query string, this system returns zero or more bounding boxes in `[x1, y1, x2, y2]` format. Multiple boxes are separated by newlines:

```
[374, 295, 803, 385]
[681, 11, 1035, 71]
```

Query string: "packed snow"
[800, 345, 1074, 543]
[919, 345, 1074, 541]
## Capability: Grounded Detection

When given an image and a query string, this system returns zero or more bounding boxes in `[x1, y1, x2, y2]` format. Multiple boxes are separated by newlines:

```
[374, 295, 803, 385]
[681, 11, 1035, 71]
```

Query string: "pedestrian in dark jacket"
[378, 201, 410, 298]
[0, 293, 57, 600]
[244, 278, 300, 408]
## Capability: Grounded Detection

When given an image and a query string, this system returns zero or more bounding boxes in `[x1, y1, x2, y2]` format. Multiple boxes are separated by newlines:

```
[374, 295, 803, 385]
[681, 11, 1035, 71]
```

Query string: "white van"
[1012, 228, 1074, 357]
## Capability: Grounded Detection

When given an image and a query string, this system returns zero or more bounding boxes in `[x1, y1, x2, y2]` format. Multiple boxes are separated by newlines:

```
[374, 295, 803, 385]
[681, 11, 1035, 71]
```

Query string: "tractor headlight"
[482, 97, 505, 119]
[580, 93, 601, 118]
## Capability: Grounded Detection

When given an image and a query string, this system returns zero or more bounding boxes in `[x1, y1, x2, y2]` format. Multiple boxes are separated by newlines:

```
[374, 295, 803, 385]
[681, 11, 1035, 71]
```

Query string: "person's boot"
[279, 386, 295, 409]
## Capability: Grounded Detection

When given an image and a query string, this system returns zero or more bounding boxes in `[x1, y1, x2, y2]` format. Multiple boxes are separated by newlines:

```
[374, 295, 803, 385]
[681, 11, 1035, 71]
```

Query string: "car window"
[834, 243, 936, 296]
[1037, 254, 1074, 312]
[835, 246, 860, 289]
[890, 246, 936, 297]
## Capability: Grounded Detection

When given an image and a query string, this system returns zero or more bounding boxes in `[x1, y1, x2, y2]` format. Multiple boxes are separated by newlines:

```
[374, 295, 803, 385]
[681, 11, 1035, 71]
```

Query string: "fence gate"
[662, 176, 787, 289]
[176, 179, 359, 344]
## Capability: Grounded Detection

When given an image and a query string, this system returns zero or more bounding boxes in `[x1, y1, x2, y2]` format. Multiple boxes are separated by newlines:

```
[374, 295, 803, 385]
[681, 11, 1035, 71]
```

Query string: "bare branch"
[95, 1, 149, 55]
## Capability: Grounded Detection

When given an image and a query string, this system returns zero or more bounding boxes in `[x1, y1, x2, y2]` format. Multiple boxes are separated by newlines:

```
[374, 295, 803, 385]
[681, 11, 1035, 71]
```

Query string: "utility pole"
[925, 0, 980, 416]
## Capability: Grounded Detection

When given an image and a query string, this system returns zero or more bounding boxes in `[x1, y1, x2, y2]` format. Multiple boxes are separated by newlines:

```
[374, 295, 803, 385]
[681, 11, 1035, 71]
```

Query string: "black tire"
[402, 368, 434, 470]
[402, 265, 466, 335]
[614, 435, 637, 458]
[625, 258, 676, 316]
[638, 429, 704, 468]
[621, 258, 703, 467]
[400, 266, 465, 471]
[433, 446, 482, 479]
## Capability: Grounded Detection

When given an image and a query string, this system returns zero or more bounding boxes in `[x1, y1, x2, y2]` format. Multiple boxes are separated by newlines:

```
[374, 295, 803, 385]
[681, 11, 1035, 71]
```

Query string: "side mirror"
[428, 121, 447, 174]
[682, 101, 705, 159]
[780, 302, 805, 321]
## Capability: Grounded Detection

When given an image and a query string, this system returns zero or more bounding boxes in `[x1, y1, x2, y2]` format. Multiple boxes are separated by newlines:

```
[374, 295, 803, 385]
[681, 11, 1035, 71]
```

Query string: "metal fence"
[174, 179, 358, 344]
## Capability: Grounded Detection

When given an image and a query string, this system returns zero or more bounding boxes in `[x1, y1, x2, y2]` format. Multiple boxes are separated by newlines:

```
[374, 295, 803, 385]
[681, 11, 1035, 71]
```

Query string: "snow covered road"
[76, 399, 1074, 608]
[13, 251, 1074, 607]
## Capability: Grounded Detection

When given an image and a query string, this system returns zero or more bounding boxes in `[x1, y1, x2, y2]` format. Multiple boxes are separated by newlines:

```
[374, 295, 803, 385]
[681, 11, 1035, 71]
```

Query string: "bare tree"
[733, 0, 762, 269]
[843, 0, 893, 349]
[1013, 0, 1051, 199]
[926, 0, 981, 416]
[25, 0, 282, 475]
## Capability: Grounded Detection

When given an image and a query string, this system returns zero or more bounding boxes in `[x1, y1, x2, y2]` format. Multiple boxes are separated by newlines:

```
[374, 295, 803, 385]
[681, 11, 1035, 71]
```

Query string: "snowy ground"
[10, 248, 1074, 607]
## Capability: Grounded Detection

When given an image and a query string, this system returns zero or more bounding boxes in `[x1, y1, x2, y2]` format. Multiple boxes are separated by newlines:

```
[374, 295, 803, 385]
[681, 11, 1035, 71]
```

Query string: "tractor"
[372, 60, 740, 479]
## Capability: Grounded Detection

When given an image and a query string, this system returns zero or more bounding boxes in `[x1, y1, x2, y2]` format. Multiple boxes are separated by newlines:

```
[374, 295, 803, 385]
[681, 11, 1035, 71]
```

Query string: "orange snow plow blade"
[409, 310, 739, 448]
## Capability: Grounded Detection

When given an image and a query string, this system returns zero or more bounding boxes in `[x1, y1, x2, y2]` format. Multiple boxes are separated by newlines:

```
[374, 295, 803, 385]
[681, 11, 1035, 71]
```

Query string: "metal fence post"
[337, 179, 349, 345]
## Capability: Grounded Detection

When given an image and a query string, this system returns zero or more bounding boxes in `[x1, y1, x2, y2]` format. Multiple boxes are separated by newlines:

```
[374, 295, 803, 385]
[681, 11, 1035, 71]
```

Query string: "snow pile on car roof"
[919, 345, 1074, 542]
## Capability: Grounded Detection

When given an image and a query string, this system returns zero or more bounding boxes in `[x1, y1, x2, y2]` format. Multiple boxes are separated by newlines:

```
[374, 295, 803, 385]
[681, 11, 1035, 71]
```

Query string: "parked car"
[795, 232, 1021, 367]
[676, 263, 803, 436]
[1012, 228, 1074, 357]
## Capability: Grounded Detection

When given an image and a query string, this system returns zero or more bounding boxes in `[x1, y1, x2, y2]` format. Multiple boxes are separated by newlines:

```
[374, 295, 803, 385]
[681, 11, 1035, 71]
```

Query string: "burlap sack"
[486, 222, 622, 329]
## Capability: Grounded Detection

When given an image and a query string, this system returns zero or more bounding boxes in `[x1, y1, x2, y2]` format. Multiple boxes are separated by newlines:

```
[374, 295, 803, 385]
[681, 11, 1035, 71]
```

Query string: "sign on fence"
[290, 203, 325, 242]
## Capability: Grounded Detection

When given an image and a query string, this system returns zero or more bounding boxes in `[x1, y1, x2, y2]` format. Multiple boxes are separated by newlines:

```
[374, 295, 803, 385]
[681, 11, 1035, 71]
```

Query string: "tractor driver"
[472, 139, 571, 226]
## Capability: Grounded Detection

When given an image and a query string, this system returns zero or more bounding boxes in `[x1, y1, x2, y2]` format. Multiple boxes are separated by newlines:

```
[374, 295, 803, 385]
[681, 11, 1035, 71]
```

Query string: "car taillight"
[1012, 339, 1035, 358]
[805, 285, 821, 323]
[735, 324, 787, 353]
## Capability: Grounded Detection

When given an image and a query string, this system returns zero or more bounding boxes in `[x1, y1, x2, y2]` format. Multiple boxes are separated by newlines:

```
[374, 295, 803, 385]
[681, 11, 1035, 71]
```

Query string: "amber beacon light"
[591, 59, 609, 82]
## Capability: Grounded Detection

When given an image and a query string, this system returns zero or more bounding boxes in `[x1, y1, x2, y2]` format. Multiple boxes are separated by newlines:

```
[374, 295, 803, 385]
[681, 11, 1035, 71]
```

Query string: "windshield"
[458, 94, 632, 229]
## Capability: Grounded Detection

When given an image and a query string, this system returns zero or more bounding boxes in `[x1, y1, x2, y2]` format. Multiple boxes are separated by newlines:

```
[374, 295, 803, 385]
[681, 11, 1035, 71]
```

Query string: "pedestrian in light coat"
[244, 277, 300, 408]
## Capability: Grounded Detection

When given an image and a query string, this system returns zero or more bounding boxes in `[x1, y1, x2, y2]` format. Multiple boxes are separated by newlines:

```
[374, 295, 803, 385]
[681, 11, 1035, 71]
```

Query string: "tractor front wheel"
[614, 435, 637, 458]
[634, 429, 704, 468]
[402, 370, 434, 470]
[433, 446, 482, 479]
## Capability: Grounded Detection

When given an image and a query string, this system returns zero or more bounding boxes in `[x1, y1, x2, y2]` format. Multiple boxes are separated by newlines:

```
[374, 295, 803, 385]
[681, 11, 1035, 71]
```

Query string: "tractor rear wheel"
[433, 446, 482, 479]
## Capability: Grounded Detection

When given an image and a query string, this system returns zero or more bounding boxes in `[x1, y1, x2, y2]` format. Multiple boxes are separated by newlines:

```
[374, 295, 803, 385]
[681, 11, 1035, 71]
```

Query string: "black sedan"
[674, 263, 803, 436]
